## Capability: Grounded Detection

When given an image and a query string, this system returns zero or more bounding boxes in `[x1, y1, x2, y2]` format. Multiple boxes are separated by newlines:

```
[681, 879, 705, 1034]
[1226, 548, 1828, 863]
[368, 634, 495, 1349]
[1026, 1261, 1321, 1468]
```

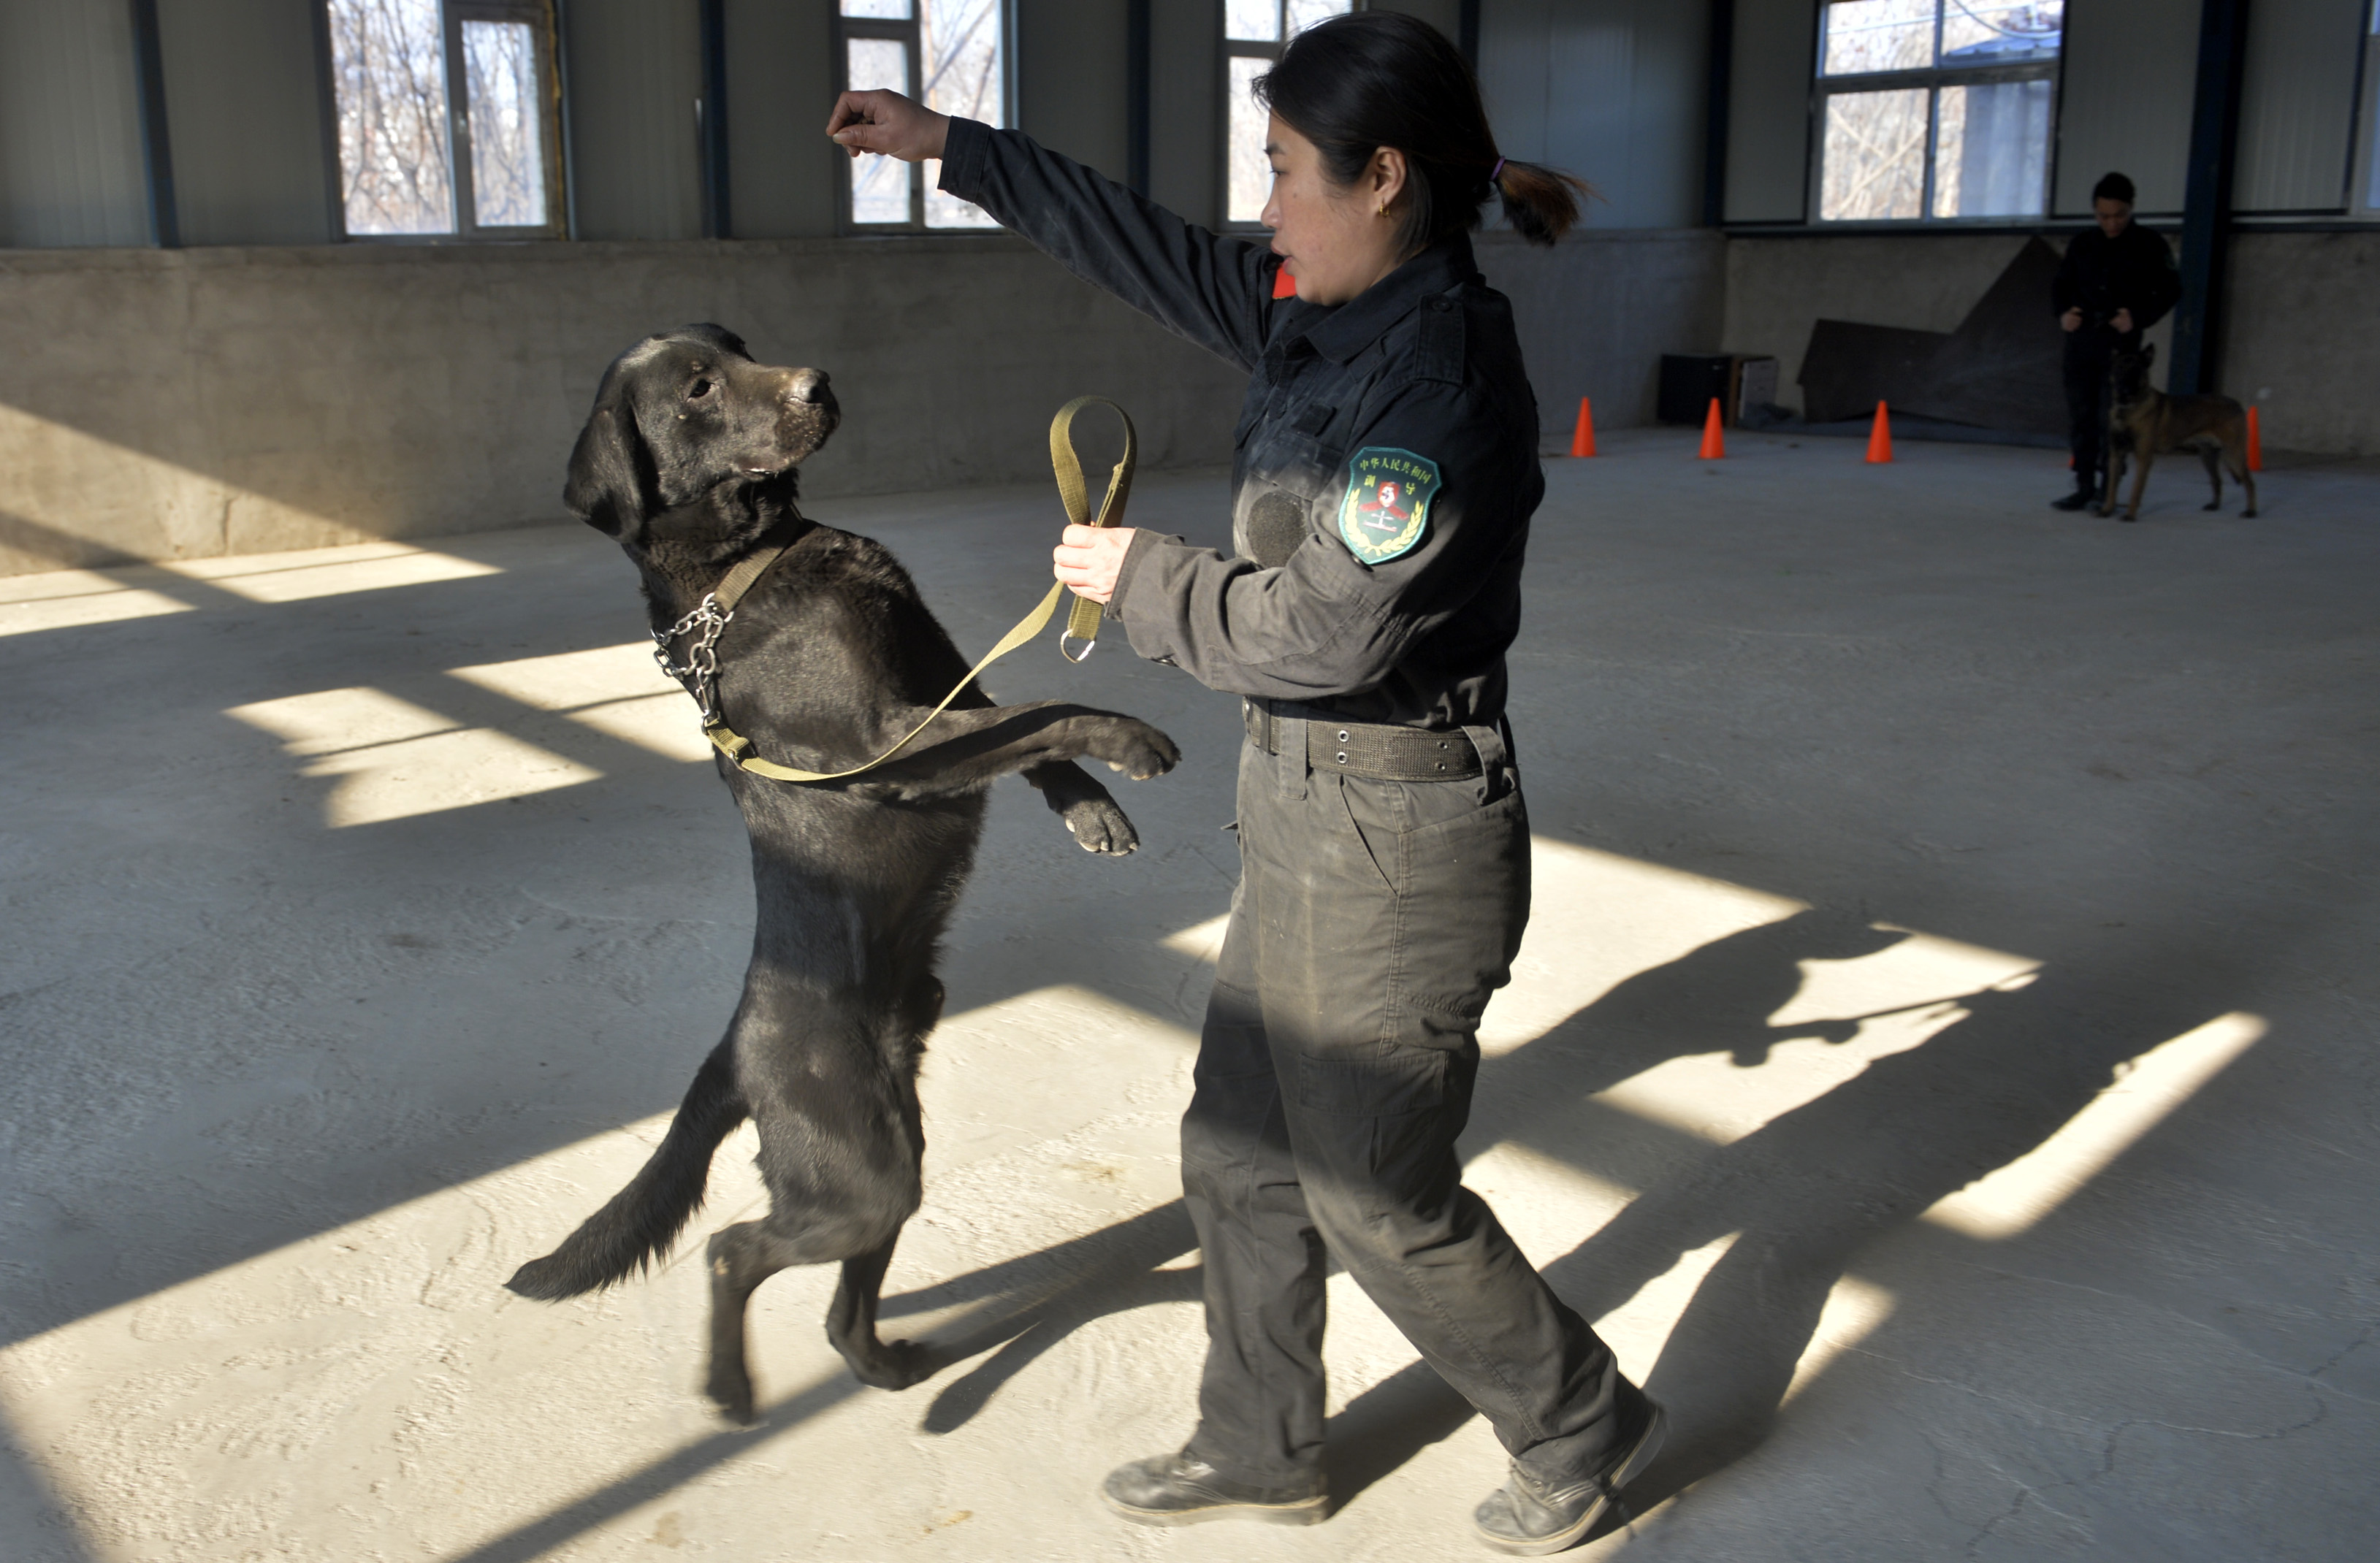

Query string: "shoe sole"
[1473, 1403, 1668, 1557]
[1102, 1493, 1328, 1529]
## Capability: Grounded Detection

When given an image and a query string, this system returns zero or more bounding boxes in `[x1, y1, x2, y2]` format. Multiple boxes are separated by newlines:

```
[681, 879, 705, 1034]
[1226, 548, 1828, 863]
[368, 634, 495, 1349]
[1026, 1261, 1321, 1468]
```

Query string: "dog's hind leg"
[2200, 444, 2224, 511]
[826, 1234, 933, 1390]
[703, 1220, 805, 1423]
[2230, 444, 2258, 517]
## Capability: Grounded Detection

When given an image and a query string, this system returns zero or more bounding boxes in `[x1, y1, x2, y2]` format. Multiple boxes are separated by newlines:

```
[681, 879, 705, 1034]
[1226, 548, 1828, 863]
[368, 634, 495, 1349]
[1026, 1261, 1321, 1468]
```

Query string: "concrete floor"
[2, 430, 2374, 1562]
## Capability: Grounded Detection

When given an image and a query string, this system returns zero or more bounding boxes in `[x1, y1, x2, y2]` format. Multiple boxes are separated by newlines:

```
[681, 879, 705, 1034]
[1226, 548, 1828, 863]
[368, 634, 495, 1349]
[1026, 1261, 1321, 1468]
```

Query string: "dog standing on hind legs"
[503, 325, 1180, 1422]
[2099, 343, 2259, 523]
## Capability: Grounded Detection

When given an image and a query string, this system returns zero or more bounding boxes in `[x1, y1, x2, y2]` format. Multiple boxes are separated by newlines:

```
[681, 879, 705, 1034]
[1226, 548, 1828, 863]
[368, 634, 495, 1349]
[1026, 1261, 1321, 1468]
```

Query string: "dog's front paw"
[1092, 719, 1181, 782]
[1061, 795, 1141, 856]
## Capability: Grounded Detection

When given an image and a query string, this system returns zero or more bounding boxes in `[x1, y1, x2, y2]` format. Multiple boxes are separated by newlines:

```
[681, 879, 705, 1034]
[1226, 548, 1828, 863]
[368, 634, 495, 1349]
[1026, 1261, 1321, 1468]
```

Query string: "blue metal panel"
[0, 3, 153, 247]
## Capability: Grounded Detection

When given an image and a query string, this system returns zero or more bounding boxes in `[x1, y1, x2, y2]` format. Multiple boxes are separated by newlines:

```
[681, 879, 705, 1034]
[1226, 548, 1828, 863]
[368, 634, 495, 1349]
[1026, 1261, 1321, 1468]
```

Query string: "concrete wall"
[1478, 227, 1728, 432]
[0, 223, 1726, 576]
[0, 237, 1247, 576]
[2219, 230, 2380, 455]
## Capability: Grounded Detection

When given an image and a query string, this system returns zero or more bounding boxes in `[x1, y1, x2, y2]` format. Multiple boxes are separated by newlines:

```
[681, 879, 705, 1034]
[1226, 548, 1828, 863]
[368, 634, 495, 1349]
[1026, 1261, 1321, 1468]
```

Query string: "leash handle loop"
[1049, 394, 1137, 662]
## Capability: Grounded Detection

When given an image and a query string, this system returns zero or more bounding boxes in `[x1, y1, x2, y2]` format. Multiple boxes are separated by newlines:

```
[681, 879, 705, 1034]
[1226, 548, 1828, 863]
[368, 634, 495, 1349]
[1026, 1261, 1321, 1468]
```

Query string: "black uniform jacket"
[2051, 223, 2181, 330]
[939, 117, 1542, 733]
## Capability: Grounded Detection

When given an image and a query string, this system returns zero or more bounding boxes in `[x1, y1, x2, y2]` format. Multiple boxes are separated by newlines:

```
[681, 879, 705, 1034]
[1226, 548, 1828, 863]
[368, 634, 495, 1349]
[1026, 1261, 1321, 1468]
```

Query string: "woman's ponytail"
[1491, 158, 1593, 246]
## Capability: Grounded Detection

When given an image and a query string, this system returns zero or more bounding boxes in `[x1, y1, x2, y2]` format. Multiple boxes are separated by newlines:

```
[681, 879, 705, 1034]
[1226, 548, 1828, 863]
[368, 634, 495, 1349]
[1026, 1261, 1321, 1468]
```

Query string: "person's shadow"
[887, 907, 1956, 1516]
[1527, 950, 2247, 1539]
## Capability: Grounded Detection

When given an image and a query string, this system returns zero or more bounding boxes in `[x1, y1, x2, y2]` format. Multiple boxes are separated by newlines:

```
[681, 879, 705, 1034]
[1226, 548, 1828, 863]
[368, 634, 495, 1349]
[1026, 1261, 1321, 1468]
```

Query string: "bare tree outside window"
[839, 1, 1004, 229]
[326, 0, 560, 239]
[1815, 1, 2063, 223]
[1224, 1, 1351, 226]
[329, 0, 455, 235]
[463, 20, 546, 228]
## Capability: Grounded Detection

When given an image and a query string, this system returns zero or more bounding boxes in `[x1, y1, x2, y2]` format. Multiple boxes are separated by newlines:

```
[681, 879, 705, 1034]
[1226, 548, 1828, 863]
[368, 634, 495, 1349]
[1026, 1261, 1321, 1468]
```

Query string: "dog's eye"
[688, 378, 713, 400]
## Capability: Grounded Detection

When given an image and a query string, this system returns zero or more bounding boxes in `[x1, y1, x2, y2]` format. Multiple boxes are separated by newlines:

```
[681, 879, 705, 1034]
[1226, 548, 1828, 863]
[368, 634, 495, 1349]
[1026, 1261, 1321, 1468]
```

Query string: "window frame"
[1220, 1, 1354, 232]
[321, 0, 568, 244]
[1805, 1, 2066, 228]
[833, 1, 1012, 234]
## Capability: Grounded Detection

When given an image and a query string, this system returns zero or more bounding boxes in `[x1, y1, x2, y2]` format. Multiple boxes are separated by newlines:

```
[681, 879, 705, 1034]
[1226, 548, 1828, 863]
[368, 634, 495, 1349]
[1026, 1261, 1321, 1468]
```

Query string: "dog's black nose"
[788, 368, 831, 404]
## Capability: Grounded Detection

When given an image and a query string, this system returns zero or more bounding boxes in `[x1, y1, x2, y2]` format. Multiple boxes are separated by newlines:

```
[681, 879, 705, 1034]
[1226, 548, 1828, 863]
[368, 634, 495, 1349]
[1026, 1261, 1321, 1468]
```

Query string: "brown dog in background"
[2099, 344, 2258, 522]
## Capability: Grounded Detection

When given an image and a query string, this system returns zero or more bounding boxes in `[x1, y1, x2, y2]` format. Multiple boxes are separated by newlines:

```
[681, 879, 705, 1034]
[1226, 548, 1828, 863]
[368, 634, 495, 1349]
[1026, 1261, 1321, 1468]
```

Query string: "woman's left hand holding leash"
[1053, 525, 1136, 606]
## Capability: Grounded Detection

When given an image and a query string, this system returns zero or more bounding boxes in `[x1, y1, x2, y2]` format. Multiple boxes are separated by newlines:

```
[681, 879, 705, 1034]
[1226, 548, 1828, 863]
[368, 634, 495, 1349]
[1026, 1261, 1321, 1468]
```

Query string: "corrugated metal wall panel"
[1481, 0, 1709, 230]
[1018, 0, 1129, 180]
[723, 0, 836, 238]
[156, 0, 336, 245]
[0, 4, 153, 247]
[565, 0, 704, 241]
[2053, 0, 2200, 216]
[1149, 0, 1221, 226]
[2233, 0, 2365, 212]
[1724, 0, 1815, 224]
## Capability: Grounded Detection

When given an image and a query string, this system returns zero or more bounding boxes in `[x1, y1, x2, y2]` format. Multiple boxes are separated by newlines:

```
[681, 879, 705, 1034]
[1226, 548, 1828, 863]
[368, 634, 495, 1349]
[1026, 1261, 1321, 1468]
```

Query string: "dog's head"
[564, 324, 839, 549]
[2110, 341, 2156, 402]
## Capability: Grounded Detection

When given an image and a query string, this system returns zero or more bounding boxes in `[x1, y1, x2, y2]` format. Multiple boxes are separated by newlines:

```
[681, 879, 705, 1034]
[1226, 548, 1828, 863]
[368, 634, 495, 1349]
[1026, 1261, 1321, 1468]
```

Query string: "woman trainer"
[828, 13, 1660, 1554]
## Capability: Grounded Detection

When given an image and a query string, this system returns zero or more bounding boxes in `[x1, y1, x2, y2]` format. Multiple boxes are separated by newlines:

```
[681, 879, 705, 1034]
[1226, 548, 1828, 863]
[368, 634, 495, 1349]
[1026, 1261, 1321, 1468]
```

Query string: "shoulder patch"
[1337, 448, 1440, 566]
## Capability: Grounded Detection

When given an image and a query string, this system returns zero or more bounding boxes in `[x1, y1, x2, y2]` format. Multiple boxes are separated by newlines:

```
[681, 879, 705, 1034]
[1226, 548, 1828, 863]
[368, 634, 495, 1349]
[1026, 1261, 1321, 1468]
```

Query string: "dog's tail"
[503, 1041, 748, 1301]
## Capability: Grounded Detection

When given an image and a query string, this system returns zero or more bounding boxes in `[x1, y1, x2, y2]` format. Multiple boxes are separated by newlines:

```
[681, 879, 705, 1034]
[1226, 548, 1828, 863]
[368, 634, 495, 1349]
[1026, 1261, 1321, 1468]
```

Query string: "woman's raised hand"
[826, 91, 949, 163]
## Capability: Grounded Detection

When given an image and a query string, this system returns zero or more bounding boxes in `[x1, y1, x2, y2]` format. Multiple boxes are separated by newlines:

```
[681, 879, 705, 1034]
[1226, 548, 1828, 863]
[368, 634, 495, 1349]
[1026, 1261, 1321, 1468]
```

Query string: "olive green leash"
[655, 395, 1137, 784]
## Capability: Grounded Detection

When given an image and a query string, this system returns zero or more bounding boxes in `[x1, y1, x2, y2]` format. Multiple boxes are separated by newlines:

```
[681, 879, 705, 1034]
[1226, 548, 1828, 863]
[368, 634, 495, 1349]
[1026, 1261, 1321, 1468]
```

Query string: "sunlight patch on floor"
[225, 686, 600, 825]
[1922, 1011, 2267, 1239]
[160, 541, 500, 602]
[448, 643, 712, 762]
[0, 575, 193, 636]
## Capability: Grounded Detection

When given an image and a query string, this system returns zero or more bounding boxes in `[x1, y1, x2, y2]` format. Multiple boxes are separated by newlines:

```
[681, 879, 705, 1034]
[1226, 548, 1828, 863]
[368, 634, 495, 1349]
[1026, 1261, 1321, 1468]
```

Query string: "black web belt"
[1243, 700, 1484, 782]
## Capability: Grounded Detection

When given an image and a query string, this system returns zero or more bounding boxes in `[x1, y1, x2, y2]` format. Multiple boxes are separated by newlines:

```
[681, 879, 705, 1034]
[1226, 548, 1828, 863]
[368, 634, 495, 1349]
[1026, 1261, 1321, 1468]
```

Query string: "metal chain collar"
[653, 594, 731, 725]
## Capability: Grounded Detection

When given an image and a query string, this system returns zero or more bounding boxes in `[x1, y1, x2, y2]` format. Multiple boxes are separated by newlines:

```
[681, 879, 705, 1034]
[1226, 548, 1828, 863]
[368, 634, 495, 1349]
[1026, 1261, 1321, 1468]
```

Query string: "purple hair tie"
[1490, 158, 1506, 184]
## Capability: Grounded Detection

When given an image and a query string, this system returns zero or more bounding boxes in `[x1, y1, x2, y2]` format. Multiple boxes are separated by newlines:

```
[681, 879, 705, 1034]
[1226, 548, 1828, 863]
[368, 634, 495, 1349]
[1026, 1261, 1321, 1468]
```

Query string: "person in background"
[2051, 171, 2181, 512]
[830, 12, 1662, 1556]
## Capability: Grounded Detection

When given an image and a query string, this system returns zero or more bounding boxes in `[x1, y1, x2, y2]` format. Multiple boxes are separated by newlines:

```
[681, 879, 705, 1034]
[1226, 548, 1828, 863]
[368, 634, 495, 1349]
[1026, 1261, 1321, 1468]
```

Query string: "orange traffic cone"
[2246, 405, 2263, 471]
[1569, 397, 1597, 458]
[1866, 400, 1893, 463]
[1698, 397, 1725, 459]
[1271, 265, 1296, 300]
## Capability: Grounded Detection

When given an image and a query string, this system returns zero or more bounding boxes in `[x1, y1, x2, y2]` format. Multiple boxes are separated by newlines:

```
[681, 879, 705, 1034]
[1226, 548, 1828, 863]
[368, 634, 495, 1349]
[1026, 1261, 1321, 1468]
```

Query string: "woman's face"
[1261, 114, 1409, 307]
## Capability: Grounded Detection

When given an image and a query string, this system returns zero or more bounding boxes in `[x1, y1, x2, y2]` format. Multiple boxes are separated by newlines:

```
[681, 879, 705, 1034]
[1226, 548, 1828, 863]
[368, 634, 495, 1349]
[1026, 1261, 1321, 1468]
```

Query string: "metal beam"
[1702, 0, 1735, 229]
[2170, 0, 2250, 395]
[127, 0, 178, 248]
[698, 0, 731, 239]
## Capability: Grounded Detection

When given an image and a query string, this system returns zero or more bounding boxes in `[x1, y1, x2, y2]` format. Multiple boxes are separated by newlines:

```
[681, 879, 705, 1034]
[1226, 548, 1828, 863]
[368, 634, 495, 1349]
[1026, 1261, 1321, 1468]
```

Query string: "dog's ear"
[564, 373, 656, 542]
[2138, 342, 2156, 367]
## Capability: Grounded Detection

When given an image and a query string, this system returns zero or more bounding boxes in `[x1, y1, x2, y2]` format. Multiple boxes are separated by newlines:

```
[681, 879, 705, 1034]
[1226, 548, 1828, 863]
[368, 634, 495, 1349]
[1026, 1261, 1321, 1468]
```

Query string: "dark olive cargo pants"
[1180, 715, 1625, 1488]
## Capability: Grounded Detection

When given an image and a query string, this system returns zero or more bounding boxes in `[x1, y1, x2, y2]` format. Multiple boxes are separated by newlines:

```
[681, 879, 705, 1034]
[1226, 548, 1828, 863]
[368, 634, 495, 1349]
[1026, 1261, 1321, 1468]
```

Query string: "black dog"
[505, 326, 1178, 1421]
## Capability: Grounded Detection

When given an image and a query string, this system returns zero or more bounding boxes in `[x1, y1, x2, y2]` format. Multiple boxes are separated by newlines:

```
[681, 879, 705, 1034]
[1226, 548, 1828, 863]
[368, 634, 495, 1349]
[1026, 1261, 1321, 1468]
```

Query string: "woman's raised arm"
[827, 90, 1275, 372]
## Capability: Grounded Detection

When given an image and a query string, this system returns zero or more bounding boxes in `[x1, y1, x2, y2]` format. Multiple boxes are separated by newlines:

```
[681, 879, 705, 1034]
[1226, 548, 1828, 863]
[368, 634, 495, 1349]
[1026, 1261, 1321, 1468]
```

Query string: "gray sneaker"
[1471, 1396, 1667, 1555]
[1101, 1451, 1327, 1528]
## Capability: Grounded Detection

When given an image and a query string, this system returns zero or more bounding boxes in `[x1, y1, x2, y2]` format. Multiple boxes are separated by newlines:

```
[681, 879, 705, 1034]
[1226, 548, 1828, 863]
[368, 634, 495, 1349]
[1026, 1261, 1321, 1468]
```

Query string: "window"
[324, 0, 563, 238]
[839, 1, 1004, 229]
[1813, 1, 2062, 223]
[1224, 1, 1354, 226]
